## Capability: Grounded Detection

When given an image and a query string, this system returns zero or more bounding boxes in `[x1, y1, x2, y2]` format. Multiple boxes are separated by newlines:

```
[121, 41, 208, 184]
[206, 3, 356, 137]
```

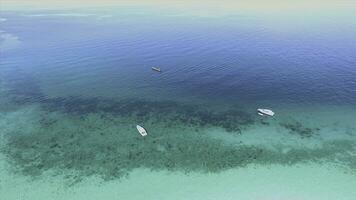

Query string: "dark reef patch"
[39, 96, 256, 133]
[2, 111, 355, 182]
[280, 122, 320, 138]
[1, 113, 261, 180]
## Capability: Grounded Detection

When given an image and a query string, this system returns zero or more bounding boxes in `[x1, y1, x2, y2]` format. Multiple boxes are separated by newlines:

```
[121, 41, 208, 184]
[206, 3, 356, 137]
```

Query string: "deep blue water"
[1, 9, 356, 107]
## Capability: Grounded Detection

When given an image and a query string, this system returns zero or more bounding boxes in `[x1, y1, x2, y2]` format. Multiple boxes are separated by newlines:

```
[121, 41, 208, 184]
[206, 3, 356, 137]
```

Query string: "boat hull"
[136, 125, 147, 136]
[257, 109, 275, 116]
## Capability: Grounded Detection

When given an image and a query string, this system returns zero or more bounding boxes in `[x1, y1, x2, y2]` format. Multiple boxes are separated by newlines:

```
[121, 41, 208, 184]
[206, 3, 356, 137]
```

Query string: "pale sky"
[1, 0, 356, 12]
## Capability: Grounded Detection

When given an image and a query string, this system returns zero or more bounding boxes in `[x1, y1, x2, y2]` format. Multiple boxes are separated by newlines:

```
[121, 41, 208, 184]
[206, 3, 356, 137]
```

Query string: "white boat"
[152, 67, 161, 72]
[136, 125, 147, 136]
[257, 109, 275, 117]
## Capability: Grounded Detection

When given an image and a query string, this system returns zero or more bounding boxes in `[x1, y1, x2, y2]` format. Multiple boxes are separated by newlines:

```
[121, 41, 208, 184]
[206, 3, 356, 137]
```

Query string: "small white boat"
[152, 67, 161, 72]
[136, 125, 147, 136]
[257, 109, 275, 117]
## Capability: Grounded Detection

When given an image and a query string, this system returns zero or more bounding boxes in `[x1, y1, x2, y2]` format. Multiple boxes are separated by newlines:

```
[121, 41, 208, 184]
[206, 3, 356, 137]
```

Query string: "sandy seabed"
[1, 158, 356, 200]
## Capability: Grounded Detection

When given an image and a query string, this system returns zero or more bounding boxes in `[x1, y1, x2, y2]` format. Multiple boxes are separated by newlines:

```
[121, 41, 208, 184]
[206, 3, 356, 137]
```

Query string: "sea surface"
[1, 5, 356, 200]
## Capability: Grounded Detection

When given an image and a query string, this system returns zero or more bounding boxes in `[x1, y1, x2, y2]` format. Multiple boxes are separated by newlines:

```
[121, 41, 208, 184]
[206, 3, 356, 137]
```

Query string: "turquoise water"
[1, 6, 356, 199]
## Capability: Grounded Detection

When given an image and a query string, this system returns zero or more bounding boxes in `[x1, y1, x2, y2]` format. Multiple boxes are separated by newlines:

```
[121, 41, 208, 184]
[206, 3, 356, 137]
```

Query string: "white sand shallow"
[1, 156, 356, 200]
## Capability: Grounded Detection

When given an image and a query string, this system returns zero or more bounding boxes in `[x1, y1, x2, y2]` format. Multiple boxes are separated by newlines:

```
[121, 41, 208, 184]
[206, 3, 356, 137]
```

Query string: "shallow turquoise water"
[0, 6, 356, 199]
